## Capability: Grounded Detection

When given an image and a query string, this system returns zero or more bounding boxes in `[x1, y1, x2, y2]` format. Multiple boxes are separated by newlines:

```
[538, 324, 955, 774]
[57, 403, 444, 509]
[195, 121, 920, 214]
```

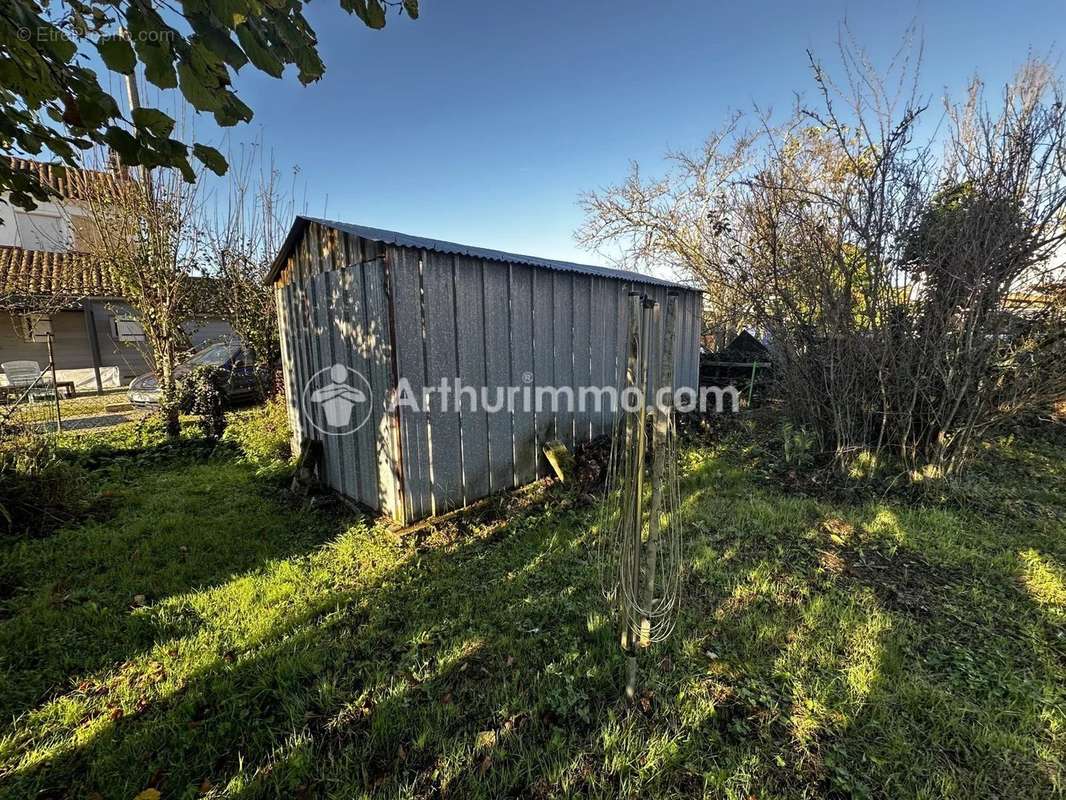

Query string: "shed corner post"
[380, 243, 409, 525]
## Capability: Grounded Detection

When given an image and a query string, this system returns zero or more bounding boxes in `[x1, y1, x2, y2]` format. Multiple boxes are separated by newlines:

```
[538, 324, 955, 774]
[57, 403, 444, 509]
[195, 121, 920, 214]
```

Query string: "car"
[127, 342, 266, 407]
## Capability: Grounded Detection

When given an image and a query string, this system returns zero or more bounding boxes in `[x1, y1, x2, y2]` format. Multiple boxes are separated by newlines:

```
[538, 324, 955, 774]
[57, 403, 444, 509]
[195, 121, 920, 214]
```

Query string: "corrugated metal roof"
[267, 215, 697, 291]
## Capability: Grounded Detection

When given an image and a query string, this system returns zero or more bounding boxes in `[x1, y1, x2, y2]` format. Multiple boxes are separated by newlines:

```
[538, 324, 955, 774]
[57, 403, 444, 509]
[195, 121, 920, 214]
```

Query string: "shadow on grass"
[1, 479, 628, 799]
[0, 450, 347, 731]
[1, 447, 1062, 799]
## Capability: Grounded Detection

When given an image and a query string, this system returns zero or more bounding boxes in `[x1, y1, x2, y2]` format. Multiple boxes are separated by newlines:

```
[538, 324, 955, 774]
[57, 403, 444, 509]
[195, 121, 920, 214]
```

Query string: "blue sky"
[176, 1, 1062, 266]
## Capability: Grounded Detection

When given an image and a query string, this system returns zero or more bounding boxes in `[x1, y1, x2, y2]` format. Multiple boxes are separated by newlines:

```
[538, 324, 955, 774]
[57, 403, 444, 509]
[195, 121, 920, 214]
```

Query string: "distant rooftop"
[6, 157, 120, 202]
[0, 246, 118, 298]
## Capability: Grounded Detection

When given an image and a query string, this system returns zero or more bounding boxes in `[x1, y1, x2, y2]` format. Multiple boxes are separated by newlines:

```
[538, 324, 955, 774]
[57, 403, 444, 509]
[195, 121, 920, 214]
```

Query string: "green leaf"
[177, 61, 222, 112]
[143, 48, 178, 89]
[235, 23, 284, 78]
[97, 36, 136, 74]
[173, 154, 197, 183]
[186, 14, 248, 70]
[132, 107, 175, 138]
[343, 0, 385, 29]
[102, 126, 139, 162]
[127, 4, 178, 89]
[403, 0, 419, 19]
[192, 143, 228, 175]
[213, 94, 253, 127]
[365, 0, 387, 29]
[72, 82, 120, 129]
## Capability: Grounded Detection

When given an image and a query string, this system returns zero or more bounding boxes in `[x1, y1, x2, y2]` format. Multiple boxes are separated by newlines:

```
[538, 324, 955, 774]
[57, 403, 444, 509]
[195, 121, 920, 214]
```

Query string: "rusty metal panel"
[686, 292, 703, 389]
[589, 277, 612, 437]
[301, 273, 324, 456]
[361, 247, 401, 517]
[614, 284, 631, 418]
[684, 290, 696, 389]
[453, 255, 490, 502]
[531, 268, 555, 477]
[389, 247, 432, 522]
[648, 285, 665, 401]
[552, 272, 574, 449]
[274, 216, 707, 524]
[325, 269, 358, 501]
[482, 261, 515, 492]
[671, 289, 696, 391]
[293, 241, 317, 438]
[276, 283, 302, 450]
[310, 273, 344, 493]
[572, 274, 593, 445]
[290, 271, 315, 448]
[271, 216, 699, 291]
[336, 264, 378, 507]
[509, 264, 536, 485]
[422, 250, 465, 513]
[600, 279, 624, 433]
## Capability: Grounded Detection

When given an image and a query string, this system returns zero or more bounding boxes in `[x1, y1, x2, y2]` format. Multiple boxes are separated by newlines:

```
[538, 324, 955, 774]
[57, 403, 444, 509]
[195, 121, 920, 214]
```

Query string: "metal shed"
[268, 216, 702, 523]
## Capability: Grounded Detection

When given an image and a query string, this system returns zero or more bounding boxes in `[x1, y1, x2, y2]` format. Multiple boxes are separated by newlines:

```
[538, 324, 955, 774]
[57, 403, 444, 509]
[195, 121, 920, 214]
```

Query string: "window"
[15, 212, 68, 251]
[22, 314, 52, 343]
[186, 343, 240, 367]
[113, 315, 146, 342]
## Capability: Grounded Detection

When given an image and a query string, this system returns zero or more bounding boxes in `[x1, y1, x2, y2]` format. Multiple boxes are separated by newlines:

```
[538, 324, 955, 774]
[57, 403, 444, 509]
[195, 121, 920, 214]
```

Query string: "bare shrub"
[203, 141, 303, 393]
[580, 37, 1066, 476]
[83, 162, 206, 438]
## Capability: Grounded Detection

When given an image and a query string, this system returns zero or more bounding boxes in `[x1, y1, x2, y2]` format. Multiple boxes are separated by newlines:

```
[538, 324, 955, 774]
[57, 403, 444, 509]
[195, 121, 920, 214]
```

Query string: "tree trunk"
[159, 350, 180, 439]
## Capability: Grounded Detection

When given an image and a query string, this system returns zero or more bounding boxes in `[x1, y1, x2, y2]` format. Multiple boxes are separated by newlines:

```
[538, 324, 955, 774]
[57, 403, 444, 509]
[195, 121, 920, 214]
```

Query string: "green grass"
[3, 388, 138, 429]
[0, 423, 1062, 799]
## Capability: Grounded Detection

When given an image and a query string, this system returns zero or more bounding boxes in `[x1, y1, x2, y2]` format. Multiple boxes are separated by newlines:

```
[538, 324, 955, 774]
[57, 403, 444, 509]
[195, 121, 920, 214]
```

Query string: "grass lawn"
[0, 419, 1063, 798]
[3, 388, 144, 433]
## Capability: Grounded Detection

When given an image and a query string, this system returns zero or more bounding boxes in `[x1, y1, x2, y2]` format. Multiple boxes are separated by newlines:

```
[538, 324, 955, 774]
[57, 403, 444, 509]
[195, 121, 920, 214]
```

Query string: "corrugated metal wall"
[383, 244, 701, 521]
[275, 221, 702, 524]
[275, 223, 403, 517]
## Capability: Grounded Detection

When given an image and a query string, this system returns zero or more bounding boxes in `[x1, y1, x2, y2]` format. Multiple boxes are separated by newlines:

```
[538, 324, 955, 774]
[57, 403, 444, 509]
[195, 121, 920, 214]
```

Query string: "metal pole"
[640, 293, 677, 648]
[625, 296, 656, 701]
[46, 332, 62, 433]
[119, 28, 154, 194]
[620, 292, 643, 698]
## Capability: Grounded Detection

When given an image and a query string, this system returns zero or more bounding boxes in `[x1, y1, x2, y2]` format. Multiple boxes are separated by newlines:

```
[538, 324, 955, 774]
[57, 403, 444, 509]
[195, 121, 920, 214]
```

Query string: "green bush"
[222, 395, 292, 467]
[0, 430, 90, 537]
[176, 365, 228, 440]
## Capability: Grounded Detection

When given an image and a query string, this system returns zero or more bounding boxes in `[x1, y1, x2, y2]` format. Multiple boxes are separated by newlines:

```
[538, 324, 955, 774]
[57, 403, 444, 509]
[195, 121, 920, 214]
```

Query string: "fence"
[0, 334, 146, 442]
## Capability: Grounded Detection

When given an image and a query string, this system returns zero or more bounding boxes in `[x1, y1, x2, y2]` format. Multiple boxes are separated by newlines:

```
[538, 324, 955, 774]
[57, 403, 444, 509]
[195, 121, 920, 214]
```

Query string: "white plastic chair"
[2, 361, 44, 387]
[1, 361, 53, 402]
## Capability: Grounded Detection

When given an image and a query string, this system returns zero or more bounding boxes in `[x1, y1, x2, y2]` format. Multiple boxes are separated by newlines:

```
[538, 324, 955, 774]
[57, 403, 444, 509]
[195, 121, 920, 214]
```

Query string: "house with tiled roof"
[0, 159, 233, 391]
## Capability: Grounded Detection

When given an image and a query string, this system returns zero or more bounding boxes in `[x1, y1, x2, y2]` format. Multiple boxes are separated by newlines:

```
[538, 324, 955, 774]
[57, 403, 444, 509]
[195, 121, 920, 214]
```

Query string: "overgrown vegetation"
[221, 393, 293, 467]
[0, 412, 1061, 798]
[580, 40, 1066, 477]
[204, 140, 302, 383]
[0, 425, 90, 538]
[176, 365, 229, 441]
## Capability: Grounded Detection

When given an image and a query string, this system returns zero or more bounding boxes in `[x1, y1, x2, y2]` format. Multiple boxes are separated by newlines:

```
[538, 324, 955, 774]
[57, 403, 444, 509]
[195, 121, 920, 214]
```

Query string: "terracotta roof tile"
[0, 246, 120, 298]
[6, 157, 121, 202]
